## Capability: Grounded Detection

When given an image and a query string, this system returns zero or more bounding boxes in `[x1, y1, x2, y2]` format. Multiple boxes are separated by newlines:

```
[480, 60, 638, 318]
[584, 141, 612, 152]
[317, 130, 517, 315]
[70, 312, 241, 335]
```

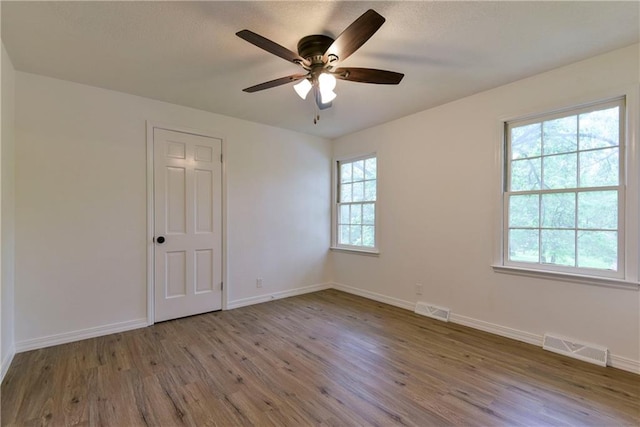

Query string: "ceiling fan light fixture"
[237, 9, 404, 112]
[293, 78, 312, 99]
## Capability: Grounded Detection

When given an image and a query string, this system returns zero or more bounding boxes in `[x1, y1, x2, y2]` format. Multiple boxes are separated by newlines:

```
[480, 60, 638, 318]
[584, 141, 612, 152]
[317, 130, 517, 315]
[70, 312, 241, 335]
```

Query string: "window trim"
[331, 152, 380, 255]
[494, 86, 639, 287]
[491, 264, 638, 290]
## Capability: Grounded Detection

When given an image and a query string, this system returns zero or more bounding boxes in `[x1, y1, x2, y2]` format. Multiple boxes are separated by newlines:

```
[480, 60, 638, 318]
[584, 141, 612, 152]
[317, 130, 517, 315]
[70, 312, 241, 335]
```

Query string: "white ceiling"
[2, 1, 638, 139]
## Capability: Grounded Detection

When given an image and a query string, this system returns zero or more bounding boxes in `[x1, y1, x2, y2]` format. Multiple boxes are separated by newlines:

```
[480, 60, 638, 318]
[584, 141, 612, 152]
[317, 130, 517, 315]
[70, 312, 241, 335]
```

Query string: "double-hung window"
[334, 155, 378, 251]
[503, 98, 625, 278]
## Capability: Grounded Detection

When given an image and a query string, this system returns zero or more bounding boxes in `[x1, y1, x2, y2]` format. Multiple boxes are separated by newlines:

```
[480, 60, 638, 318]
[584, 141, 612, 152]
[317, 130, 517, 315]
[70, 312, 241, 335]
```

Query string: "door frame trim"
[145, 121, 228, 325]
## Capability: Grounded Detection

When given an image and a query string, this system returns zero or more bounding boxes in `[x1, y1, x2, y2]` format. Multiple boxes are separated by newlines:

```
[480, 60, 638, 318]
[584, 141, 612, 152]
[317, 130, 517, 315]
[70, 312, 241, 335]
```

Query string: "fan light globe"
[320, 89, 337, 104]
[318, 72, 336, 90]
[318, 73, 337, 104]
[293, 79, 312, 99]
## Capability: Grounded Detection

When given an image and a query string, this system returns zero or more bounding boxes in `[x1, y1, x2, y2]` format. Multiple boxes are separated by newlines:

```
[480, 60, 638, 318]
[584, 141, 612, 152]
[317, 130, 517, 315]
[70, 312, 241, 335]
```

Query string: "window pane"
[340, 162, 352, 183]
[340, 184, 352, 203]
[509, 229, 539, 263]
[349, 226, 362, 246]
[543, 153, 577, 189]
[350, 204, 362, 225]
[352, 160, 364, 181]
[505, 101, 622, 274]
[362, 203, 375, 225]
[339, 204, 350, 225]
[339, 225, 349, 245]
[579, 107, 619, 150]
[509, 194, 539, 228]
[336, 156, 378, 250]
[579, 148, 619, 187]
[362, 226, 375, 247]
[364, 157, 377, 180]
[541, 229, 575, 266]
[511, 158, 541, 191]
[352, 181, 364, 202]
[578, 231, 617, 270]
[578, 191, 617, 230]
[511, 123, 541, 159]
[364, 180, 377, 201]
[543, 115, 577, 155]
[541, 192, 575, 228]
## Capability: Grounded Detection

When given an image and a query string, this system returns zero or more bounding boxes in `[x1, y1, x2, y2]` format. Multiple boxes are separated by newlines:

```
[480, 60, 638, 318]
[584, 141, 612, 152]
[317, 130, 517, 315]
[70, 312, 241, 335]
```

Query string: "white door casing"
[152, 127, 223, 322]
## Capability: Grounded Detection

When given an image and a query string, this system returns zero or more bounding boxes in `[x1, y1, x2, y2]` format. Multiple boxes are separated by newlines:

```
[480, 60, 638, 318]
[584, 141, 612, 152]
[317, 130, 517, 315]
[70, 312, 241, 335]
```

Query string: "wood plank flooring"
[2, 289, 639, 426]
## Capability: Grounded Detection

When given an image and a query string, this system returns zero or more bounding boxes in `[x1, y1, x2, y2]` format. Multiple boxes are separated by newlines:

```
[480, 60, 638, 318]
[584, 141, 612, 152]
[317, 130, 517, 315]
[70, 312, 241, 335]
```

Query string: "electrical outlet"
[256, 278, 263, 288]
[415, 283, 423, 295]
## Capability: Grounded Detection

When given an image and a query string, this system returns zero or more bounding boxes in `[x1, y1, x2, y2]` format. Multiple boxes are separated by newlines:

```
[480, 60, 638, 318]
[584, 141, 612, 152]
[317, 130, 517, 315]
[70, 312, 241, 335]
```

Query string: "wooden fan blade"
[324, 9, 385, 63]
[334, 67, 404, 84]
[242, 74, 308, 93]
[236, 30, 307, 65]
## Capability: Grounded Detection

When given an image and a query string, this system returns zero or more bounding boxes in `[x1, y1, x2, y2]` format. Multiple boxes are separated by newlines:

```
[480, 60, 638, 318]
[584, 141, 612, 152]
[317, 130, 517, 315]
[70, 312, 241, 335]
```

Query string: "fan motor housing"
[297, 35, 335, 61]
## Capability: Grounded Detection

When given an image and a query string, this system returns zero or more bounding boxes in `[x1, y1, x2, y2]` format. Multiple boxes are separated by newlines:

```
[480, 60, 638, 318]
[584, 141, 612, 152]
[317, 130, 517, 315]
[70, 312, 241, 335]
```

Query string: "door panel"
[195, 249, 214, 293]
[154, 128, 222, 322]
[166, 251, 187, 297]
[195, 169, 213, 233]
[166, 166, 186, 233]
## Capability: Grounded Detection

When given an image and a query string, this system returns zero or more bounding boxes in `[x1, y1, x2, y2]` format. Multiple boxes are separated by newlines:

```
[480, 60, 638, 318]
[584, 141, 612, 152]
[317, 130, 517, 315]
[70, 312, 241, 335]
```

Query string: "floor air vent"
[542, 333, 608, 367]
[415, 302, 450, 322]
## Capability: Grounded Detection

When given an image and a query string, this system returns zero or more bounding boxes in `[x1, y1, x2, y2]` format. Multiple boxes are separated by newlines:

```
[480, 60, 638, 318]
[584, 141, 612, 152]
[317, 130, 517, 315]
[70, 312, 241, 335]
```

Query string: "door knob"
[156, 236, 166, 244]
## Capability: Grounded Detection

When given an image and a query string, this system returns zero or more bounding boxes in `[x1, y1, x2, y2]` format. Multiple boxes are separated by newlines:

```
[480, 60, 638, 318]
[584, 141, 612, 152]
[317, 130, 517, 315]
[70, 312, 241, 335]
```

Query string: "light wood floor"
[2, 289, 639, 426]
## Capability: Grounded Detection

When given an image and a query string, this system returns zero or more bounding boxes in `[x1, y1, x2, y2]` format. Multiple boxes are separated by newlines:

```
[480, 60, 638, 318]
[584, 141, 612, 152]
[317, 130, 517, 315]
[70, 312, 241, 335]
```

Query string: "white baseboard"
[449, 313, 543, 347]
[227, 282, 332, 310]
[609, 354, 640, 374]
[331, 282, 415, 311]
[15, 318, 148, 353]
[1, 344, 16, 384]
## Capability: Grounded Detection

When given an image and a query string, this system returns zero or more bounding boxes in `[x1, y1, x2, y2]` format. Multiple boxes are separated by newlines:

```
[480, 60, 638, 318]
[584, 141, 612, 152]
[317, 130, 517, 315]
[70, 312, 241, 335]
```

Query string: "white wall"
[9, 40, 639, 374]
[1, 42, 16, 381]
[332, 44, 640, 370]
[14, 72, 331, 347]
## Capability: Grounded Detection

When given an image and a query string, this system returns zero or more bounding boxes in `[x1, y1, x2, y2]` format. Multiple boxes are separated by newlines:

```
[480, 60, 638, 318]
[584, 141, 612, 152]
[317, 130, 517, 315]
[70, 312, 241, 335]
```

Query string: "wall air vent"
[414, 302, 450, 322]
[543, 333, 608, 367]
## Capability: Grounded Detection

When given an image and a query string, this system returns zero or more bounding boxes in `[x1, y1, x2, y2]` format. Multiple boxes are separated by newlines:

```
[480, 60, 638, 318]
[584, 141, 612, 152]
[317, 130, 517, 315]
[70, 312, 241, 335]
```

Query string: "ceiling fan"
[236, 9, 404, 112]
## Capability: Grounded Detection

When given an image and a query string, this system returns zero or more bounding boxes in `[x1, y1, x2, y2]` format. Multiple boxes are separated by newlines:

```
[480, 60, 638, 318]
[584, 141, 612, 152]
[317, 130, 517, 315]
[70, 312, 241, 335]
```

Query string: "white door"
[153, 128, 222, 322]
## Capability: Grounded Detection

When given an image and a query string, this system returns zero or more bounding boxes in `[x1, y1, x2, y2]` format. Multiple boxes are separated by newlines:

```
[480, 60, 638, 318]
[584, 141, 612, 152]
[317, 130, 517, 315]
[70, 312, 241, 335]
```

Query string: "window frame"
[331, 153, 380, 255]
[505, 98, 625, 278]
[493, 89, 639, 289]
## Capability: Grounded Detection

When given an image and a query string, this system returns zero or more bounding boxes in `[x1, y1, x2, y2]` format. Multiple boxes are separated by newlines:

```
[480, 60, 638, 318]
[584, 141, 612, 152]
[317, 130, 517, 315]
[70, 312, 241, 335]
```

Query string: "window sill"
[330, 247, 380, 257]
[491, 264, 639, 291]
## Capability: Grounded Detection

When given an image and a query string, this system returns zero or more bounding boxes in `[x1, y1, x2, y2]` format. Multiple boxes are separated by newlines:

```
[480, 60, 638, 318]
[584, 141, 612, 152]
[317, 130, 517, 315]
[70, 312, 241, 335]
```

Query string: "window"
[334, 155, 377, 251]
[503, 98, 624, 278]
